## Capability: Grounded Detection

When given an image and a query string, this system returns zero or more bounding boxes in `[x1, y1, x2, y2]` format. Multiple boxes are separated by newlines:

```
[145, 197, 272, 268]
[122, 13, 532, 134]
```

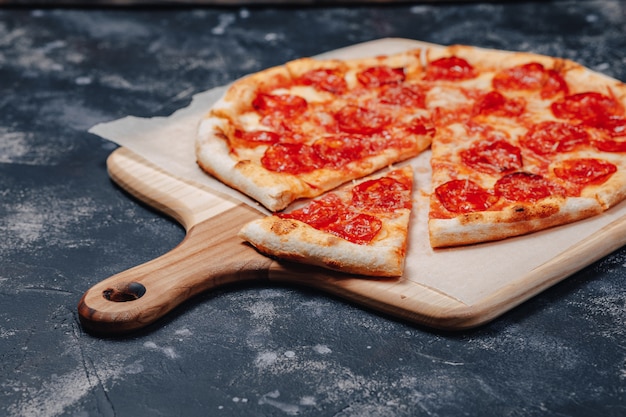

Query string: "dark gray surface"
[1, 2, 625, 416]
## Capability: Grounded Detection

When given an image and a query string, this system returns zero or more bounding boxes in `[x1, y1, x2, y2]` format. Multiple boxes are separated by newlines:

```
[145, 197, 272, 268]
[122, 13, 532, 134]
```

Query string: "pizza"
[196, 42, 626, 275]
[238, 166, 413, 277]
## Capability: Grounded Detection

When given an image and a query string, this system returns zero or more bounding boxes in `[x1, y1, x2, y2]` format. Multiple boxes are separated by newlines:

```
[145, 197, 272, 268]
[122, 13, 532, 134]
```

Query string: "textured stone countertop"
[1, 2, 625, 416]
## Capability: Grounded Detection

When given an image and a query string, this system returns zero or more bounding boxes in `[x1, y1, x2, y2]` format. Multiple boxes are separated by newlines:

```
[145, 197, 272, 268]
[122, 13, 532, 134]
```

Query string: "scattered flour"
[211, 13, 236, 35]
[143, 341, 179, 360]
[264, 33, 280, 42]
[313, 344, 332, 355]
[2, 190, 99, 252]
[174, 327, 193, 341]
[5, 357, 144, 417]
[300, 396, 317, 406]
[255, 351, 279, 368]
[75, 76, 92, 85]
[258, 390, 303, 416]
[245, 300, 277, 321]
[7, 368, 108, 417]
[232, 396, 248, 403]
[0, 130, 30, 164]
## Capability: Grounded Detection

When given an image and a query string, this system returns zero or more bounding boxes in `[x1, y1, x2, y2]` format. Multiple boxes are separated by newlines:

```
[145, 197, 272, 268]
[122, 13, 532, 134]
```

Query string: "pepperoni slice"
[553, 158, 617, 185]
[551, 92, 624, 124]
[542, 69, 569, 99]
[492, 62, 568, 99]
[352, 177, 411, 213]
[461, 139, 523, 174]
[425, 56, 477, 81]
[261, 142, 323, 174]
[378, 84, 426, 108]
[234, 129, 281, 146]
[493, 63, 547, 91]
[357, 66, 405, 87]
[495, 172, 564, 202]
[279, 194, 343, 229]
[252, 93, 307, 117]
[592, 115, 626, 138]
[520, 121, 590, 155]
[473, 91, 525, 118]
[327, 213, 383, 244]
[335, 105, 391, 135]
[297, 68, 348, 95]
[406, 116, 436, 136]
[435, 179, 498, 213]
[312, 134, 370, 168]
[594, 137, 626, 152]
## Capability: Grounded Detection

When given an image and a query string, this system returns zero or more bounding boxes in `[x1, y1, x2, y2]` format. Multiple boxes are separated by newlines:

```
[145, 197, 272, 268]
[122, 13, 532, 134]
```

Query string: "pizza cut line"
[195, 43, 626, 276]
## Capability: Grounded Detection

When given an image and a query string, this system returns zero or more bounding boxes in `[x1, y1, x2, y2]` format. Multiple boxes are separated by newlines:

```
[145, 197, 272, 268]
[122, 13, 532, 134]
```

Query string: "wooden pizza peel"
[77, 147, 626, 335]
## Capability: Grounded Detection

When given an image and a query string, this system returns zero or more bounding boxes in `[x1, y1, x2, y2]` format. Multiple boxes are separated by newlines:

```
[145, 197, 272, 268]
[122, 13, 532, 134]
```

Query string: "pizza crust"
[239, 216, 408, 277]
[581, 167, 626, 209]
[211, 65, 293, 120]
[429, 196, 603, 248]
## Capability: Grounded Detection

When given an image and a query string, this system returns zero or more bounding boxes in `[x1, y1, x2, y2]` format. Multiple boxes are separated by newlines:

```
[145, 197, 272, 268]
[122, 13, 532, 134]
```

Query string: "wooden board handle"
[78, 209, 273, 335]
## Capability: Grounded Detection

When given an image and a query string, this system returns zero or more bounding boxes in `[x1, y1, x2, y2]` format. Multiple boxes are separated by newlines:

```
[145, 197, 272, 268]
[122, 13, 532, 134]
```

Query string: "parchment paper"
[89, 38, 626, 305]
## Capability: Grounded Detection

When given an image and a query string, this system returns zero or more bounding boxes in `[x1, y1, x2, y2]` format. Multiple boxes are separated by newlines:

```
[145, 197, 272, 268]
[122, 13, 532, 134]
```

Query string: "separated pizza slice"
[425, 46, 626, 247]
[238, 166, 414, 277]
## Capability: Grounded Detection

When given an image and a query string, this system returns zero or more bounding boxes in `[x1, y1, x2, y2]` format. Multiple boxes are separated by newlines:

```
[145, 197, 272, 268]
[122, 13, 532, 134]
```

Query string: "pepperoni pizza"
[196, 43, 626, 275]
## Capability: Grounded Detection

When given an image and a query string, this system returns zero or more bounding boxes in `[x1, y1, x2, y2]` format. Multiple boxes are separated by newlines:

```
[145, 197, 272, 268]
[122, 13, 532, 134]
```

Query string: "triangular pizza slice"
[238, 166, 413, 277]
[422, 45, 626, 247]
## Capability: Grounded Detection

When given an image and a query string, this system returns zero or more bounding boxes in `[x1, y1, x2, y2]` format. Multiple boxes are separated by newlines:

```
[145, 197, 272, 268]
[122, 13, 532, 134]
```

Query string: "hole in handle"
[103, 282, 146, 302]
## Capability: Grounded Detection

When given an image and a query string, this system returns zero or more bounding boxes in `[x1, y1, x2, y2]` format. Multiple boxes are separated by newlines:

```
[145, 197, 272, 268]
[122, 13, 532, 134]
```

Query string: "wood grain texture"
[78, 148, 626, 335]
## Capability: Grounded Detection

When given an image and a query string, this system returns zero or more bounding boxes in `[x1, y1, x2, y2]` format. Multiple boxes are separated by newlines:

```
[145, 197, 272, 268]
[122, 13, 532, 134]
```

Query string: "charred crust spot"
[458, 212, 485, 225]
[324, 260, 342, 269]
[235, 160, 252, 169]
[536, 203, 560, 218]
[509, 202, 560, 221]
[270, 219, 299, 236]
